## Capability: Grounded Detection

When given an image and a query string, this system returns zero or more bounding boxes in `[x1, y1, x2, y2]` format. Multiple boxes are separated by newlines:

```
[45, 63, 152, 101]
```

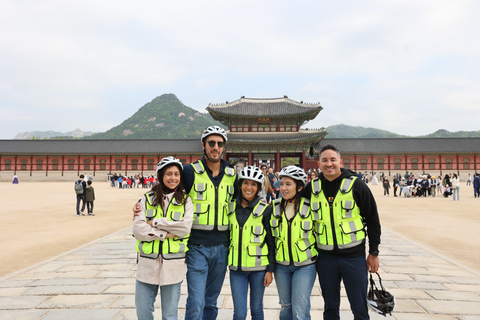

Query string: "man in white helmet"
[182, 126, 239, 320]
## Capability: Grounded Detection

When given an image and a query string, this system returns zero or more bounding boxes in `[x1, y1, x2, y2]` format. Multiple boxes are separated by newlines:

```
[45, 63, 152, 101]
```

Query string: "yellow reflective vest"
[227, 201, 270, 271]
[188, 160, 236, 231]
[136, 191, 189, 259]
[310, 176, 366, 251]
[270, 198, 318, 266]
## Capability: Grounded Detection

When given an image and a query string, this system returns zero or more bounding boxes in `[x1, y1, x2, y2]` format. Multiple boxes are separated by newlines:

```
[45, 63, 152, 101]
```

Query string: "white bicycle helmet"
[156, 156, 183, 175]
[201, 126, 228, 143]
[367, 273, 395, 317]
[279, 166, 308, 186]
[239, 166, 264, 184]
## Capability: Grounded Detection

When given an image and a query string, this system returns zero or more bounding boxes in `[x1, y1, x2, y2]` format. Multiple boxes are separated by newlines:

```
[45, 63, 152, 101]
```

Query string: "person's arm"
[263, 205, 275, 286]
[353, 179, 381, 254]
[132, 195, 168, 241]
[150, 196, 194, 238]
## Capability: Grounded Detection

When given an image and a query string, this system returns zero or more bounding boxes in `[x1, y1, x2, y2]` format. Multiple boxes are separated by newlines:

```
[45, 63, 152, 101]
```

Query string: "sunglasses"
[206, 140, 225, 148]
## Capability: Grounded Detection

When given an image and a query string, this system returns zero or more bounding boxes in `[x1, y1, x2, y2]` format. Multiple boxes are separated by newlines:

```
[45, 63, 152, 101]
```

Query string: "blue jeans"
[76, 194, 85, 214]
[135, 280, 182, 320]
[453, 186, 460, 200]
[230, 270, 266, 320]
[316, 252, 369, 320]
[185, 244, 228, 320]
[274, 263, 316, 320]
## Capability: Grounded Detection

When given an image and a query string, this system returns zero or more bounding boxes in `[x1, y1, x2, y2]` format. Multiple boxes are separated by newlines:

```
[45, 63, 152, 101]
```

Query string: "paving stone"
[428, 268, 478, 277]
[447, 276, 480, 284]
[0, 296, 49, 309]
[417, 300, 480, 315]
[443, 283, 480, 293]
[28, 278, 99, 286]
[383, 266, 431, 275]
[0, 280, 34, 288]
[458, 316, 480, 320]
[36, 294, 119, 309]
[97, 264, 134, 271]
[24, 284, 109, 295]
[0, 309, 49, 320]
[40, 309, 121, 320]
[94, 271, 135, 278]
[56, 265, 100, 272]
[409, 255, 458, 266]
[109, 294, 136, 308]
[103, 284, 135, 294]
[395, 281, 448, 290]
[394, 299, 427, 313]
[425, 289, 480, 301]
[394, 313, 458, 320]
[0, 287, 28, 296]
[96, 278, 135, 286]
[389, 288, 433, 299]
[410, 274, 453, 283]
[53, 270, 100, 279]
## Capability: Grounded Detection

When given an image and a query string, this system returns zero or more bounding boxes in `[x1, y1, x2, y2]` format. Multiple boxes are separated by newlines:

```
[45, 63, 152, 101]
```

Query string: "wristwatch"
[370, 250, 379, 257]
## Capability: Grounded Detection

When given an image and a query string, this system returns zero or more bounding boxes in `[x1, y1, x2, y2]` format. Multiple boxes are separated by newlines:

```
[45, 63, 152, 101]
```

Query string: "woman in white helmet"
[270, 165, 318, 320]
[133, 156, 193, 320]
[227, 165, 275, 320]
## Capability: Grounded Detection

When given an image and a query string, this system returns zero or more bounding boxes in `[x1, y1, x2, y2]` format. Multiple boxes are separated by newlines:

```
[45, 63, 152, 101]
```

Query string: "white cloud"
[1, 0, 480, 138]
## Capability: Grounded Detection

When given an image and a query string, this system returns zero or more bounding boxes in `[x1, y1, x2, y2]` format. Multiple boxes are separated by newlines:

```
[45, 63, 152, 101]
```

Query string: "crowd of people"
[109, 173, 157, 189]
[129, 126, 383, 320]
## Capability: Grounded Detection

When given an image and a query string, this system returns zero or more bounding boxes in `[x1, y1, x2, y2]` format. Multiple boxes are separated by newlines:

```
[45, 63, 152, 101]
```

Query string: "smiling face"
[203, 134, 225, 163]
[241, 179, 258, 202]
[162, 165, 181, 190]
[280, 176, 302, 200]
[318, 149, 343, 181]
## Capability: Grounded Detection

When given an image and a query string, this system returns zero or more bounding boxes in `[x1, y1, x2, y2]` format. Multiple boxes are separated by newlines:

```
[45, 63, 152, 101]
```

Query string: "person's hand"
[367, 254, 379, 273]
[166, 233, 176, 239]
[132, 202, 141, 220]
[264, 271, 273, 287]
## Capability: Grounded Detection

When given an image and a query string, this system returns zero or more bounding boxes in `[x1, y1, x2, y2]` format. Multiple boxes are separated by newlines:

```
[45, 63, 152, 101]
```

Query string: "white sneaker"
[80, 211, 85, 216]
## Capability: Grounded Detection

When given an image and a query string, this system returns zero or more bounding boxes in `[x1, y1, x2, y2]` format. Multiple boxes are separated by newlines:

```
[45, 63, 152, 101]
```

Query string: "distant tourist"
[74, 174, 87, 216]
[12, 174, 19, 184]
[85, 180, 95, 216]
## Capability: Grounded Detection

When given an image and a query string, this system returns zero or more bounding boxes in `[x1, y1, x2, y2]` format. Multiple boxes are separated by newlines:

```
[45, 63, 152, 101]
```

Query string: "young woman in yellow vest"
[133, 157, 193, 320]
[227, 166, 275, 320]
[270, 165, 318, 320]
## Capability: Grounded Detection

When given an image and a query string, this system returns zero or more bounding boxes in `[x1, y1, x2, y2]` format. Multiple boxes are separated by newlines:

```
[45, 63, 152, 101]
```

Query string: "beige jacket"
[133, 191, 193, 286]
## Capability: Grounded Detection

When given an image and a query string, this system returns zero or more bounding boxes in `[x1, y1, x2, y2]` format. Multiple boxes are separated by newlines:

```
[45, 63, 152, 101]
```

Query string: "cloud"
[1, 0, 480, 138]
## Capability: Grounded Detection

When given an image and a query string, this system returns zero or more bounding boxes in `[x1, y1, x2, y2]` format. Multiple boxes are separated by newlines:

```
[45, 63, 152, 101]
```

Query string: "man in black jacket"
[304, 144, 381, 320]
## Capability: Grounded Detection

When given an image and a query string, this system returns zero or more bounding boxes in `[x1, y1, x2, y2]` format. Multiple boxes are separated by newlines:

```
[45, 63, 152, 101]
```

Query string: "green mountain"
[14, 94, 480, 139]
[87, 94, 225, 139]
[15, 128, 96, 139]
[324, 124, 407, 138]
[420, 129, 480, 138]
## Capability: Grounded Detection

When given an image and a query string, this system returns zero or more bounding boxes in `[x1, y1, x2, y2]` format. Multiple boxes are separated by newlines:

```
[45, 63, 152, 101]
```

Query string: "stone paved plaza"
[1, 227, 479, 320]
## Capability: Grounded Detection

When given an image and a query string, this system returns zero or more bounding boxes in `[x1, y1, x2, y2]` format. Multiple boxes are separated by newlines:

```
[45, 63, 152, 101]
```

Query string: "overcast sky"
[1, 0, 479, 139]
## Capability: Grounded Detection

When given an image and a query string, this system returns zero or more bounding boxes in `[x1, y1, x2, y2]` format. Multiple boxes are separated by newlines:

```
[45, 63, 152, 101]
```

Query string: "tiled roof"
[228, 130, 326, 143]
[0, 139, 203, 155]
[2, 137, 480, 156]
[207, 97, 322, 117]
[319, 138, 480, 154]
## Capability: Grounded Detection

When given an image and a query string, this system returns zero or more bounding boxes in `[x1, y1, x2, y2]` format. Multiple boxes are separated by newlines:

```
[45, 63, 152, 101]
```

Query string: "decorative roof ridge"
[208, 96, 322, 108]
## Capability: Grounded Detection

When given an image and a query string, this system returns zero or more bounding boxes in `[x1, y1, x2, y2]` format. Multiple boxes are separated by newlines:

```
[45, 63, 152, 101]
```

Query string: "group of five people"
[132, 126, 381, 320]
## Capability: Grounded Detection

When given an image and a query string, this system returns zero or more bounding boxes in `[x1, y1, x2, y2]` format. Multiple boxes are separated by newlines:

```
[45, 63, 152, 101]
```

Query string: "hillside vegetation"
[86, 94, 225, 139]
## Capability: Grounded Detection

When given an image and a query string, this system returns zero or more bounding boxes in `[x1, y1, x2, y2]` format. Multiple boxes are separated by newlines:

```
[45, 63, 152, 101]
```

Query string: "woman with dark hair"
[270, 165, 318, 320]
[227, 165, 275, 320]
[133, 157, 193, 320]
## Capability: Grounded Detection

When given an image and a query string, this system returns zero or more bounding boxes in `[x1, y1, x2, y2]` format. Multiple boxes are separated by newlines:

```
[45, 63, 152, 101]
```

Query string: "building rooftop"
[319, 138, 480, 154]
[1, 137, 480, 156]
[207, 96, 323, 119]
